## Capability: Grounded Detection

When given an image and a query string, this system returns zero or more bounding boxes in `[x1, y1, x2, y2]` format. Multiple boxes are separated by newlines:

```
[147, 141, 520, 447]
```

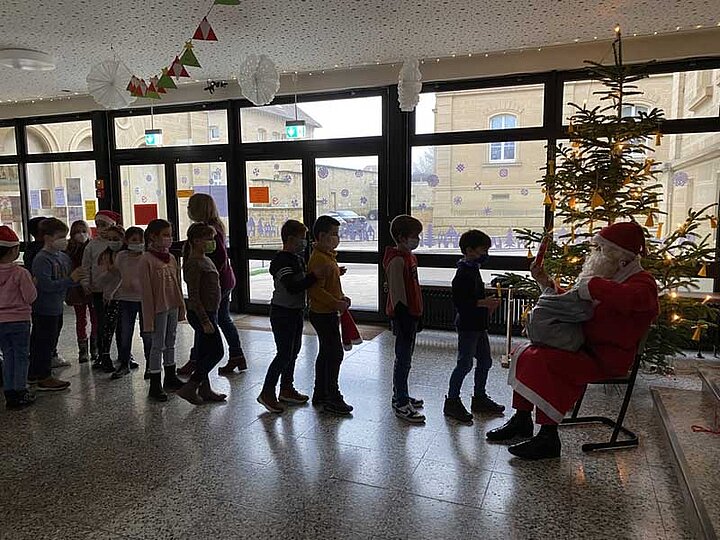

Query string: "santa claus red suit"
[487, 221, 659, 459]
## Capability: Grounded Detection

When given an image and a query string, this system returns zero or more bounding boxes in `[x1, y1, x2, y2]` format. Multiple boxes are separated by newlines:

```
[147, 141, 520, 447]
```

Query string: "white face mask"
[73, 232, 88, 243]
[52, 238, 68, 251]
[406, 238, 420, 251]
[127, 243, 144, 253]
[108, 240, 123, 252]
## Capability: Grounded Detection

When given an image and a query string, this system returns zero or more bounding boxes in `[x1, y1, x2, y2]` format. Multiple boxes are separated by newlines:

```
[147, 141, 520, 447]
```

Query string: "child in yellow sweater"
[307, 215, 353, 415]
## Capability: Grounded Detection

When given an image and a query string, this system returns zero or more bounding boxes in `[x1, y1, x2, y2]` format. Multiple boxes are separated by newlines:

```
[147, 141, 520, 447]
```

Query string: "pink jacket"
[0, 263, 37, 323]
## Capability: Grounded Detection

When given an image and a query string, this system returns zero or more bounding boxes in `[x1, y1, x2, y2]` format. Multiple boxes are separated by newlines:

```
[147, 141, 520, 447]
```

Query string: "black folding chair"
[561, 335, 648, 453]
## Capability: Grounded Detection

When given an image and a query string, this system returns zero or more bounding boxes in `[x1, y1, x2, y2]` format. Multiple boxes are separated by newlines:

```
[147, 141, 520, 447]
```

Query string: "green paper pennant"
[214, 0, 240, 5]
[180, 45, 201, 68]
[145, 90, 161, 99]
[158, 69, 177, 89]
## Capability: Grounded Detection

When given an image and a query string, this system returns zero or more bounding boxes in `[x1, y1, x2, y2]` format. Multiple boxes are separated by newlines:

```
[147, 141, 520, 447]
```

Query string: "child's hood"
[382, 246, 404, 268]
[0, 263, 24, 288]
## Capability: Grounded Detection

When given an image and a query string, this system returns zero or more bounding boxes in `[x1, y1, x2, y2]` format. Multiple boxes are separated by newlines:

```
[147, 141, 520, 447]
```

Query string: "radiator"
[421, 285, 530, 336]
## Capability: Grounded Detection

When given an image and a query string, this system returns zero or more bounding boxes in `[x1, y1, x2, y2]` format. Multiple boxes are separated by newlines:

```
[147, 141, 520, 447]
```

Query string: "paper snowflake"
[474, 182, 482, 191]
[673, 172, 688, 187]
[520, 188, 529, 196]
[282, 174, 292, 182]
[483, 206, 493, 216]
[427, 174, 439, 187]
[499, 168, 509, 178]
[417, 203, 428, 211]
[291, 198, 299, 207]
[318, 166, 329, 179]
[252, 167, 260, 177]
[455, 163, 465, 173]
[355, 170, 364, 178]
[273, 164, 280, 170]
[341, 189, 350, 198]
[453, 196, 463, 206]
[319, 197, 328, 206]
[360, 196, 368, 205]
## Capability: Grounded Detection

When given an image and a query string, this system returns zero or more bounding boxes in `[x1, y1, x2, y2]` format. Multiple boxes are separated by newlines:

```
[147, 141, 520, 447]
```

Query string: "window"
[119, 164, 166, 230]
[0, 127, 16, 156]
[176, 162, 228, 240]
[249, 259, 272, 304]
[488, 114, 518, 163]
[0, 165, 22, 238]
[26, 121, 93, 154]
[563, 69, 720, 122]
[114, 110, 228, 149]
[240, 96, 382, 143]
[26, 161, 97, 228]
[411, 142, 546, 255]
[246, 159, 303, 250]
[336, 263, 379, 311]
[315, 156, 379, 252]
[621, 103, 650, 118]
[415, 85, 544, 134]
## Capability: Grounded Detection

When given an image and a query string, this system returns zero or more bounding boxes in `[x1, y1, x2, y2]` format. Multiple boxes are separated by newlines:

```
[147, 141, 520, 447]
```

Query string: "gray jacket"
[525, 288, 595, 352]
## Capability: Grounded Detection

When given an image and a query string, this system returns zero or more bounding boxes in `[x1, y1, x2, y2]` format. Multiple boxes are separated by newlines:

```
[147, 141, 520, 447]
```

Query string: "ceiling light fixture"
[0, 48, 55, 71]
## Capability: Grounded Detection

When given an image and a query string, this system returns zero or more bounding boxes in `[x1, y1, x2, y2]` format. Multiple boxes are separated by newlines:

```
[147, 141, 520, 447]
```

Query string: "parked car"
[366, 209, 378, 221]
[321, 211, 347, 225]
[334, 210, 366, 224]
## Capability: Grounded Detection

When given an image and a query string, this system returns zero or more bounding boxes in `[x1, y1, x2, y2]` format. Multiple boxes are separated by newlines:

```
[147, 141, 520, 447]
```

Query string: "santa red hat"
[0, 226, 20, 247]
[95, 210, 121, 226]
[594, 221, 646, 258]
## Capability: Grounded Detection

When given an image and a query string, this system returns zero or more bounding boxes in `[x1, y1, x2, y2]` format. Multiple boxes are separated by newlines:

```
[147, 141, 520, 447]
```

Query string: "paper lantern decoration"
[168, 56, 190, 78]
[86, 59, 136, 109]
[238, 54, 280, 106]
[398, 59, 422, 112]
[193, 17, 218, 41]
[180, 42, 201, 68]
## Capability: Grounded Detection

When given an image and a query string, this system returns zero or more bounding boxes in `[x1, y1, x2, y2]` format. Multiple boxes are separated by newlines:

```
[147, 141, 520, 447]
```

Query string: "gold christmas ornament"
[590, 191, 605, 209]
[698, 263, 708, 277]
[656, 222, 664, 238]
[568, 195, 576, 209]
[543, 192, 553, 206]
[547, 160, 555, 176]
[710, 216, 718, 229]
[645, 213, 655, 227]
[527, 247, 533, 259]
[623, 176, 632, 186]
[691, 323, 708, 342]
[655, 131, 662, 146]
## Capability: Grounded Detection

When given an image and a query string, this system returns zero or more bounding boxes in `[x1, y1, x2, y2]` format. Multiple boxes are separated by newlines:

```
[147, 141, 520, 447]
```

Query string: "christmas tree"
[511, 27, 718, 373]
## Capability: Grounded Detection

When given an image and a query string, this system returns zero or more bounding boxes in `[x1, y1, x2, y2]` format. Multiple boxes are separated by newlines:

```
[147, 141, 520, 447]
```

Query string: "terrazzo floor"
[0, 310, 698, 539]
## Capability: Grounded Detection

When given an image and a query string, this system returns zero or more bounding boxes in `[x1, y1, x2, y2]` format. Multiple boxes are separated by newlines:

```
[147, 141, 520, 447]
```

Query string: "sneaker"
[91, 358, 104, 370]
[27, 377, 39, 386]
[279, 387, 310, 405]
[324, 395, 354, 415]
[471, 394, 506, 415]
[36, 377, 70, 392]
[394, 403, 426, 423]
[101, 358, 115, 374]
[111, 365, 130, 380]
[443, 396, 473, 423]
[393, 396, 424, 409]
[6, 390, 36, 409]
[176, 360, 195, 377]
[51, 355, 71, 368]
[311, 393, 328, 406]
[257, 391, 285, 413]
[129, 360, 140, 370]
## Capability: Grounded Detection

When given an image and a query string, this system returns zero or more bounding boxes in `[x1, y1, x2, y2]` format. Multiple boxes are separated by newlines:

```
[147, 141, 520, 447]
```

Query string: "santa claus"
[486, 221, 659, 460]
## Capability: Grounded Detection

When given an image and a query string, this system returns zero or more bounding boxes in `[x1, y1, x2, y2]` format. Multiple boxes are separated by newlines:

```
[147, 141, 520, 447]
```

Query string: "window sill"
[483, 161, 521, 168]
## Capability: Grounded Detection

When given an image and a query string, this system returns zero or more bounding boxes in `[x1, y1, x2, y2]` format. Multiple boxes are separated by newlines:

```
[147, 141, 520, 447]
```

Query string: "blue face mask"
[477, 254, 490, 266]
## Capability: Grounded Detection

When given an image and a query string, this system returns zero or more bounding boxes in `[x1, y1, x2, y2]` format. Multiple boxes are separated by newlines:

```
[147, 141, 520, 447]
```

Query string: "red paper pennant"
[168, 56, 190, 78]
[193, 16, 217, 41]
[151, 76, 167, 94]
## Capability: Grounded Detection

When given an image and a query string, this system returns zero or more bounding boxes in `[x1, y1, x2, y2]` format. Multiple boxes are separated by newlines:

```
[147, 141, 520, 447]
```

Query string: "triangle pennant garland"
[168, 56, 190, 78]
[193, 17, 218, 41]
[158, 68, 178, 89]
[145, 81, 161, 99]
[151, 76, 167, 94]
[180, 42, 201, 68]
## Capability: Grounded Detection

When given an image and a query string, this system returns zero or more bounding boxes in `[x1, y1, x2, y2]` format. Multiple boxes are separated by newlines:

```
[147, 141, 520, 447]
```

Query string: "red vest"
[383, 247, 423, 318]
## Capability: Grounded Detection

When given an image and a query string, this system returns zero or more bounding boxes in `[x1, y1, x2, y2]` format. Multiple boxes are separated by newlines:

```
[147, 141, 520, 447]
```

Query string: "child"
[28, 218, 83, 391]
[95, 225, 126, 373]
[178, 193, 246, 377]
[383, 215, 426, 423]
[113, 227, 151, 379]
[176, 223, 227, 405]
[25, 215, 68, 368]
[444, 229, 504, 423]
[139, 219, 186, 402]
[0, 226, 37, 409]
[307, 215, 353, 415]
[81, 210, 122, 370]
[65, 220, 96, 364]
[257, 219, 324, 413]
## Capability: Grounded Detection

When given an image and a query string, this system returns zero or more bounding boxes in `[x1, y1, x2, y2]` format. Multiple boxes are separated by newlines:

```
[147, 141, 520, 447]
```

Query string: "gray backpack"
[525, 289, 595, 352]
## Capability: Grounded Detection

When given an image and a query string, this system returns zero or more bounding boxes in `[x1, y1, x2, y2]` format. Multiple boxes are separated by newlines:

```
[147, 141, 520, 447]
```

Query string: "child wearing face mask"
[257, 219, 326, 413]
[139, 219, 186, 402]
[81, 210, 121, 370]
[94, 225, 126, 373]
[65, 220, 97, 364]
[307, 215, 353, 416]
[443, 229, 504, 424]
[383, 215, 426, 423]
[112, 227, 152, 380]
[28, 218, 84, 391]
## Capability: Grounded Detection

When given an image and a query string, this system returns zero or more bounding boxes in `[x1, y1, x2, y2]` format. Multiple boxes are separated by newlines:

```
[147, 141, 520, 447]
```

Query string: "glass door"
[119, 164, 166, 229]
[175, 161, 228, 240]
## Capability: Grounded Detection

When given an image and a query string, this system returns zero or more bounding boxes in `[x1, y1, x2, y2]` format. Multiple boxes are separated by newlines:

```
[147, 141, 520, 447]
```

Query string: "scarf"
[149, 249, 171, 264]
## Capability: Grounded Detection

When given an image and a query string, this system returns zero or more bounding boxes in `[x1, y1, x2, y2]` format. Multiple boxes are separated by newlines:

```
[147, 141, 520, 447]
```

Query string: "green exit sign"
[144, 129, 163, 147]
[285, 120, 306, 139]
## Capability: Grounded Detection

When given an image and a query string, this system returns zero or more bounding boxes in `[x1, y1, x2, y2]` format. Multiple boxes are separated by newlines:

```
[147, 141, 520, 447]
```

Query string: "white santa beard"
[578, 250, 620, 280]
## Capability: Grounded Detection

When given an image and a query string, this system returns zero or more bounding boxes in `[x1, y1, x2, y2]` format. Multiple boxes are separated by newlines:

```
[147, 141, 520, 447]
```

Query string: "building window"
[271, 131, 281, 141]
[209, 125, 221, 141]
[489, 114, 517, 163]
[621, 103, 650, 118]
[257, 128, 267, 142]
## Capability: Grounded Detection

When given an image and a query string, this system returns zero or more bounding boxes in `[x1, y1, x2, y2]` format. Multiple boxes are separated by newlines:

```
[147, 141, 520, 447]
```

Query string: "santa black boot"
[486, 411, 534, 441]
[508, 425, 561, 460]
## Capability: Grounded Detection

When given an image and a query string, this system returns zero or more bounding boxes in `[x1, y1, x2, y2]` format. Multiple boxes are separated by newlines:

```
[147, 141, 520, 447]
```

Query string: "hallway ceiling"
[0, 0, 717, 101]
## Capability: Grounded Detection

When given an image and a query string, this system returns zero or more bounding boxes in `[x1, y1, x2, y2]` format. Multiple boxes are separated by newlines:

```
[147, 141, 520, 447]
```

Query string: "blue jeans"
[0, 321, 31, 392]
[448, 330, 492, 399]
[263, 306, 303, 393]
[392, 315, 418, 407]
[117, 301, 152, 367]
[190, 290, 242, 363]
[186, 310, 224, 381]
